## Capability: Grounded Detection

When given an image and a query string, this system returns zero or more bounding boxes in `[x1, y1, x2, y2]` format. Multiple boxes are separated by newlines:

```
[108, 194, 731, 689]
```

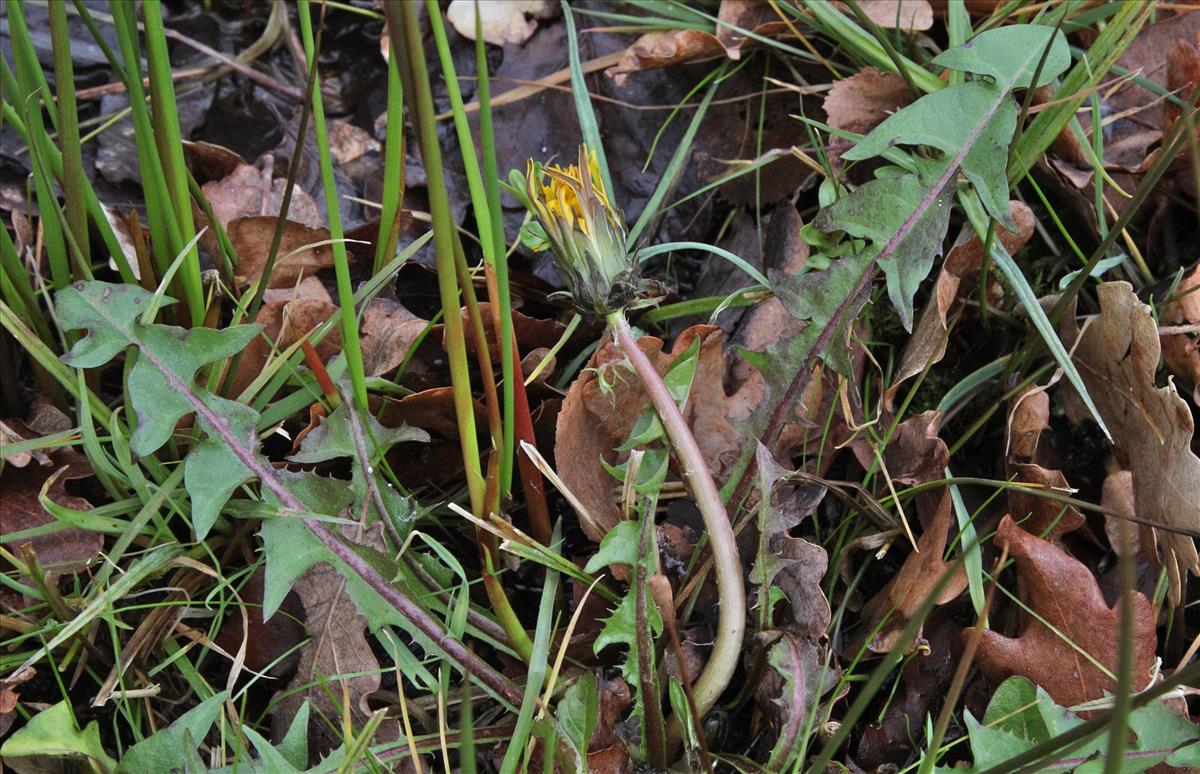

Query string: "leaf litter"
[2, 2, 1200, 772]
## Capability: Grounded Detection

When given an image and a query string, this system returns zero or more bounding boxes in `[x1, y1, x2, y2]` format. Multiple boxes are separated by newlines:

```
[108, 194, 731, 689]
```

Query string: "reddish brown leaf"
[381, 387, 488, 489]
[0, 667, 35, 737]
[1007, 463, 1085, 540]
[606, 29, 726, 86]
[1007, 386, 1050, 462]
[1059, 282, 1200, 605]
[0, 437, 101, 577]
[1004, 386, 1084, 540]
[231, 279, 428, 398]
[556, 325, 748, 540]
[1161, 264, 1200, 405]
[971, 515, 1157, 708]
[606, 0, 795, 84]
[824, 68, 913, 135]
[228, 216, 335, 288]
[273, 522, 388, 758]
[182, 139, 246, 183]
[885, 202, 1034, 409]
[849, 491, 967, 655]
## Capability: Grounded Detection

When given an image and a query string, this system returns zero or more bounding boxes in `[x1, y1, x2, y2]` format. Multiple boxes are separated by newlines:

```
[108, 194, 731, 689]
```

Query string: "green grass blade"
[499, 553, 560, 774]
[628, 66, 725, 247]
[374, 51, 406, 276]
[562, 0, 615, 194]
[296, 0, 368, 411]
[142, 0, 205, 324]
[47, 0, 89, 266]
[638, 241, 770, 286]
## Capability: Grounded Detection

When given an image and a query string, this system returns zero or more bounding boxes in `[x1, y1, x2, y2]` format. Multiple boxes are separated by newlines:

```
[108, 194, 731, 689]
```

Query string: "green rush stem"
[297, 0, 368, 410]
[47, 0, 89, 267]
[1104, 518, 1137, 773]
[389, 1, 532, 662]
[374, 49, 406, 276]
[608, 310, 745, 742]
[453, 226, 534, 663]
[389, 1, 485, 516]
[142, 0, 204, 325]
[476, 14, 519, 506]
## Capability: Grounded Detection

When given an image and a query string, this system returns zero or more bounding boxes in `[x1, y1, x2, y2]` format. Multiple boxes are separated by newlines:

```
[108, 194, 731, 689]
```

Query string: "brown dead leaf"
[1051, 12, 1200, 178]
[1008, 464, 1085, 541]
[213, 568, 305, 681]
[885, 202, 1034, 409]
[853, 0, 934, 30]
[588, 675, 633, 771]
[231, 280, 426, 397]
[1008, 386, 1050, 463]
[1004, 386, 1085, 540]
[1161, 264, 1200, 405]
[1163, 35, 1200, 146]
[0, 399, 72, 468]
[228, 216, 335, 288]
[856, 609, 964, 768]
[714, 0, 792, 51]
[850, 410, 949, 491]
[0, 440, 101, 577]
[824, 67, 913, 135]
[556, 326, 752, 540]
[327, 120, 380, 166]
[606, 0, 794, 84]
[849, 491, 967, 655]
[202, 163, 323, 232]
[606, 30, 726, 86]
[457, 302, 566, 362]
[1059, 281, 1200, 606]
[182, 140, 246, 184]
[0, 667, 35, 737]
[359, 297, 429, 378]
[971, 515, 1157, 708]
[230, 277, 337, 397]
[752, 444, 832, 640]
[381, 387, 488, 489]
[274, 522, 387, 758]
[1101, 468, 1158, 566]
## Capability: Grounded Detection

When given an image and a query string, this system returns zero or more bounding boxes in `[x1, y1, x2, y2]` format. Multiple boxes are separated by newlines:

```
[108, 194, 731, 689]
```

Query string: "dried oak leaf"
[971, 515, 1157, 708]
[200, 162, 323, 232]
[850, 410, 949, 491]
[1101, 468, 1158, 568]
[182, 140, 246, 183]
[829, 0, 933, 30]
[1059, 281, 1200, 605]
[273, 522, 388, 759]
[1007, 464, 1085, 541]
[1161, 264, 1200, 405]
[228, 216, 335, 288]
[605, 29, 726, 86]
[606, 0, 791, 84]
[1005, 386, 1084, 540]
[0, 444, 101, 577]
[231, 278, 427, 397]
[885, 201, 1033, 409]
[556, 325, 750, 540]
[849, 490, 967, 655]
[824, 67, 914, 135]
